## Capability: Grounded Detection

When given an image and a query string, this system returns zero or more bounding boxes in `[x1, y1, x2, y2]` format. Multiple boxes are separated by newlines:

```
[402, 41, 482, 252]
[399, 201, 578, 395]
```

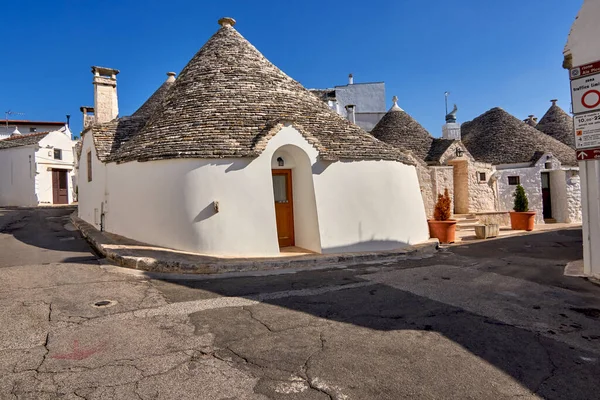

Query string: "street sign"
[574, 110, 600, 149]
[571, 61, 600, 80]
[576, 147, 600, 161]
[571, 74, 600, 114]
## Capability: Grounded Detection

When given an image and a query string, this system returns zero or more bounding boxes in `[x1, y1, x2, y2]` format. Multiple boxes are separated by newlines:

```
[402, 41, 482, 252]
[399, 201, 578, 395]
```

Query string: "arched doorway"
[270, 145, 321, 253]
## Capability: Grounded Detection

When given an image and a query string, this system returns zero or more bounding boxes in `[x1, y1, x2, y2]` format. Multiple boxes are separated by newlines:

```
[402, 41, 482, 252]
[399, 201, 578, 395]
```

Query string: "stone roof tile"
[0, 132, 49, 149]
[461, 107, 577, 166]
[106, 22, 410, 164]
[536, 101, 574, 148]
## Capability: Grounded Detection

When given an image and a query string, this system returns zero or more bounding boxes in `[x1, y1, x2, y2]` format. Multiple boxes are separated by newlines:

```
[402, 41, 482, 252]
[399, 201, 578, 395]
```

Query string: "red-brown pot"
[509, 211, 536, 231]
[428, 220, 457, 244]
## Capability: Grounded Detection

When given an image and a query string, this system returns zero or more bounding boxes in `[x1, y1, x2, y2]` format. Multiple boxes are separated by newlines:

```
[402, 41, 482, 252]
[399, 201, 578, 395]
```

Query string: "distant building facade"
[0, 120, 66, 140]
[0, 126, 77, 206]
[310, 74, 386, 132]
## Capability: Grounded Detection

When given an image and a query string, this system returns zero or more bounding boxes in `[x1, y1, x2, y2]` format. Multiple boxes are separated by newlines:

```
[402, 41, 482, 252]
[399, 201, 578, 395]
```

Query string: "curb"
[71, 212, 438, 275]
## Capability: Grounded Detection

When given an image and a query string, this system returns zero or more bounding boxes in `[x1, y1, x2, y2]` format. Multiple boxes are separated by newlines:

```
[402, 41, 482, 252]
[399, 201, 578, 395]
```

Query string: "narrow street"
[1, 207, 600, 399]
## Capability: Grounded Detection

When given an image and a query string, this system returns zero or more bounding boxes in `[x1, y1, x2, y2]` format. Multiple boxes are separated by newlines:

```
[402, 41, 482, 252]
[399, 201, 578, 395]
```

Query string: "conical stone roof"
[461, 107, 577, 166]
[536, 101, 574, 148]
[109, 20, 409, 164]
[370, 101, 433, 160]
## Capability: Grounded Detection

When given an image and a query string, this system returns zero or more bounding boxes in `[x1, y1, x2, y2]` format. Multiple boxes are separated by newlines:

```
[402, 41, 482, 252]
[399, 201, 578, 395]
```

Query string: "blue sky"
[0, 0, 582, 138]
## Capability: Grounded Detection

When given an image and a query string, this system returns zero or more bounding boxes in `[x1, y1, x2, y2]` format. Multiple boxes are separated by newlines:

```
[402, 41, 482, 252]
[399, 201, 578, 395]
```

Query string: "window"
[478, 172, 486, 182]
[87, 151, 92, 182]
[53, 149, 62, 160]
[508, 176, 520, 185]
[29, 127, 36, 133]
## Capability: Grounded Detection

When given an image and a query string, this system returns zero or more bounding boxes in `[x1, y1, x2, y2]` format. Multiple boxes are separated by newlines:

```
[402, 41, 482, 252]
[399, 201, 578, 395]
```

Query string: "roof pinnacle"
[390, 96, 403, 111]
[551, 99, 558, 105]
[166, 72, 176, 82]
[218, 17, 236, 27]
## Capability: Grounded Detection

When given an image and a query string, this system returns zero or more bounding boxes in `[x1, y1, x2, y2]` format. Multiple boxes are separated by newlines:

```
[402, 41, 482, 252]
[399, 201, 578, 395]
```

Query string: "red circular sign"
[582, 89, 600, 109]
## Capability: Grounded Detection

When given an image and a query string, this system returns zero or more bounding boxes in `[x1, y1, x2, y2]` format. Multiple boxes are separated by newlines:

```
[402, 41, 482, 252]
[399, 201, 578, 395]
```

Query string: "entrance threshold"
[279, 246, 315, 257]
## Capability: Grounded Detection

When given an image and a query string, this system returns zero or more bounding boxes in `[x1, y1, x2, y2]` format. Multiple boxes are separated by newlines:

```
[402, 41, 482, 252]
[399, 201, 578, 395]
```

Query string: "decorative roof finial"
[390, 96, 403, 111]
[390, 96, 404, 111]
[166, 72, 176, 82]
[445, 104, 458, 123]
[218, 17, 236, 27]
[550, 99, 558, 105]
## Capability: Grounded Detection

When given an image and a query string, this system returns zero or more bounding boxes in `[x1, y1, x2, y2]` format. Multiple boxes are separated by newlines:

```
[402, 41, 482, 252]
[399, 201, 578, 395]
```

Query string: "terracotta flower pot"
[509, 211, 536, 231]
[428, 220, 457, 244]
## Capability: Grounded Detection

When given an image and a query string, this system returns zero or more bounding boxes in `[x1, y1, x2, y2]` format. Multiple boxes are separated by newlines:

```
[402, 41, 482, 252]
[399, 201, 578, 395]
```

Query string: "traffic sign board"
[576, 148, 600, 161]
[574, 111, 600, 149]
[571, 61, 600, 80]
[572, 74, 600, 114]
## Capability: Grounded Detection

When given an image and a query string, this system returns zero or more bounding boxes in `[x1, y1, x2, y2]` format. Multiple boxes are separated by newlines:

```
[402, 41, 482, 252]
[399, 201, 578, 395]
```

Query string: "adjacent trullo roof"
[535, 100, 574, 148]
[91, 18, 411, 165]
[371, 98, 434, 160]
[461, 107, 577, 166]
[370, 97, 457, 164]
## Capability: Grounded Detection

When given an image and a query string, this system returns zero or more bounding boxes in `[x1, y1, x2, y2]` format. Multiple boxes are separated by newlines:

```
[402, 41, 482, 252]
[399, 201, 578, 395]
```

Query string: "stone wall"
[412, 156, 435, 219]
[476, 212, 511, 227]
[566, 170, 582, 222]
[468, 161, 496, 212]
[496, 166, 544, 224]
[430, 166, 454, 218]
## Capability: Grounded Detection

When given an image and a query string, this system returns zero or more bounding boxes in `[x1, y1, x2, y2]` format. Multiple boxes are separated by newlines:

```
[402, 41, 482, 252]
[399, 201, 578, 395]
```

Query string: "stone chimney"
[80, 106, 95, 130]
[345, 104, 356, 124]
[348, 73, 354, 85]
[91, 66, 119, 124]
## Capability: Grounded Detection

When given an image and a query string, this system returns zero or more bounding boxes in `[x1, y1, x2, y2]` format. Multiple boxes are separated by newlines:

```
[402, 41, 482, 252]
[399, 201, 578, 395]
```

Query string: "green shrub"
[433, 188, 452, 221]
[513, 184, 529, 212]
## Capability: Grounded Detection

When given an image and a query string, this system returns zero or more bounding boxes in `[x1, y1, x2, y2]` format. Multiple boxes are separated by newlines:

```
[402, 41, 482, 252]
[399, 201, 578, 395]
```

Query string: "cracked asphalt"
[1, 207, 600, 399]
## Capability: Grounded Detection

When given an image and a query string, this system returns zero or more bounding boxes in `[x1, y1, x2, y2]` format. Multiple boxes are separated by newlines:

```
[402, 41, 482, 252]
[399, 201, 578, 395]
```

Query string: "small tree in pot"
[509, 184, 536, 231]
[428, 188, 456, 243]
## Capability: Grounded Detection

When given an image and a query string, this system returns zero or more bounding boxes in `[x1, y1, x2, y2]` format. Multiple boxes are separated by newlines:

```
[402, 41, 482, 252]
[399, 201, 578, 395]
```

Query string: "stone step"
[456, 223, 481, 231]
[456, 218, 479, 225]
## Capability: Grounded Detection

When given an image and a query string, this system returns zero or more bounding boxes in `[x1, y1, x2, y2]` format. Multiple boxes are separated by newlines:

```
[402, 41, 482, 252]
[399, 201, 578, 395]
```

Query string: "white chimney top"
[218, 17, 236, 27]
[166, 72, 176, 82]
[348, 73, 354, 85]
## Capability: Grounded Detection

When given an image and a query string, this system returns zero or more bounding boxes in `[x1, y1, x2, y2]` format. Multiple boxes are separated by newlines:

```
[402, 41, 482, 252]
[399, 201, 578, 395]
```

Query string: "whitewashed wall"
[429, 166, 454, 217]
[334, 82, 386, 116]
[78, 133, 107, 227]
[496, 166, 544, 223]
[0, 146, 37, 206]
[79, 125, 429, 256]
[35, 131, 76, 205]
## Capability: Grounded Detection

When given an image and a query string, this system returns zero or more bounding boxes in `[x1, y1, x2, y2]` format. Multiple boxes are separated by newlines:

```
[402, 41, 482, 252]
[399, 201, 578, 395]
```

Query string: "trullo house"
[77, 17, 429, 256]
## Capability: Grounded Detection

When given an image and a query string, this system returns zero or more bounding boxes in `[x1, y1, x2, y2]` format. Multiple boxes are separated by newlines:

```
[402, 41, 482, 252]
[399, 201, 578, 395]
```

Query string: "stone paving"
[1, 207, 600, 399]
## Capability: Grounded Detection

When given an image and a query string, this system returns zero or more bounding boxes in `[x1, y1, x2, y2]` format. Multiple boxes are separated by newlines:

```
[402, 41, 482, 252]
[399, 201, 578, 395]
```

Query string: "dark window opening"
[508, 176, 520, 185]
[29, 127, 36, 133]
[87, 151, 92, 182]
[478, 172, 486, 182]
[53, 149, 62, 160]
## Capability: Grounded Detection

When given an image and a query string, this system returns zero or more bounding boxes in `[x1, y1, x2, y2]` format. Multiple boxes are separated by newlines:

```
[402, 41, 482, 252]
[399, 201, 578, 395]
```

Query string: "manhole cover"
[92, 300, 118, 308]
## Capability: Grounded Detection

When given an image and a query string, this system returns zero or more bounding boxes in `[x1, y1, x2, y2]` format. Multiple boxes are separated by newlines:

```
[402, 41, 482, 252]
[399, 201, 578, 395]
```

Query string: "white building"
[77, 17, 429, 257]
[564, 0, 600, 279]
[0, 126, 77, 206]
[310, 75, 386, 132]
[0, 119, 66, 140]
[372, 99, 580, 225]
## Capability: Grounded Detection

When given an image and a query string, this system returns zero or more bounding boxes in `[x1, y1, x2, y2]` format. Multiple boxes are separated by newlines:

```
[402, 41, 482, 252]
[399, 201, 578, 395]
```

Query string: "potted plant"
[509, 184, 536, 231]
[428, 189, 457, 244]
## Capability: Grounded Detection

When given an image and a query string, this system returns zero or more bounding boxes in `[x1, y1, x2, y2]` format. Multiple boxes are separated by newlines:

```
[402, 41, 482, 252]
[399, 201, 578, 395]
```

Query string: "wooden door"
[272, 169, 294, 247]
[52, 169, 69, 205]
[541, 172, 552, 219]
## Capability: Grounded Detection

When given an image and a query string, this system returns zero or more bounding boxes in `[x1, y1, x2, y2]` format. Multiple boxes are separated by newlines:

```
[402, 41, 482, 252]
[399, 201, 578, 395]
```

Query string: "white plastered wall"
[35, 131, 76, 204]
[78, 125, 429, 256]
[77, 132, 107, 227]
[0, 146, 37, 206]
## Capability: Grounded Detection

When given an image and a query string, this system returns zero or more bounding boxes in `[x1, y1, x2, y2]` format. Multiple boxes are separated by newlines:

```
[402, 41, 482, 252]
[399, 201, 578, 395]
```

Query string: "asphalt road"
[1, 207, 600, 399]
